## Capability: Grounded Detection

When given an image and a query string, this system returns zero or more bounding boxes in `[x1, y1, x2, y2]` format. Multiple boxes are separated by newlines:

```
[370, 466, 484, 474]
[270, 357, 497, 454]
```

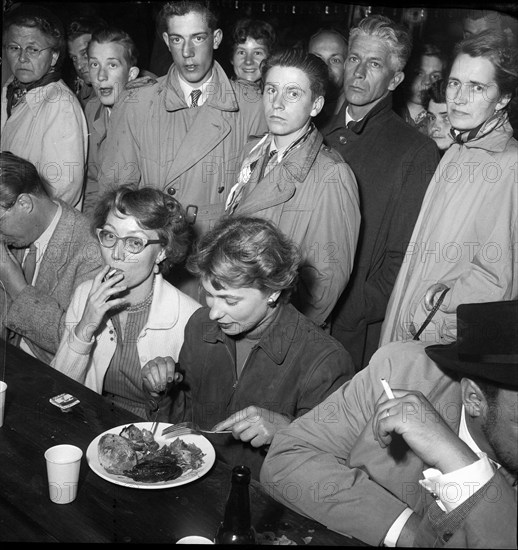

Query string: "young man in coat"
[226, 49, 360, 327]
[261, 299, 518, 548]
[322, 15, 440, 369]
[0, 152, 102, 364]
[98, 0, 267, 241]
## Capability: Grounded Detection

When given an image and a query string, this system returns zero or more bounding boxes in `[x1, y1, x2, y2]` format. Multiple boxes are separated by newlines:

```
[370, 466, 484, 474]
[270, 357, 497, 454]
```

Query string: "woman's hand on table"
[75, 265, 128, 341]
[212, 406, 291, 447]
[142, 356, 182, 397]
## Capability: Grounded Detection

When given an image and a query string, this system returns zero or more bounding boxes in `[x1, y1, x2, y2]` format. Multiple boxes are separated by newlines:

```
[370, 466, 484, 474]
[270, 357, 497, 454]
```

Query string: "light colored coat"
[380, 119, 518, 345]
[98, 61, 267, 239]
[51, 274, 201, 393]
[261, 340, 517, 547]
[233, 129, 360, 325]
[82, 96, 109, 216]
[1, 78, 88, 208]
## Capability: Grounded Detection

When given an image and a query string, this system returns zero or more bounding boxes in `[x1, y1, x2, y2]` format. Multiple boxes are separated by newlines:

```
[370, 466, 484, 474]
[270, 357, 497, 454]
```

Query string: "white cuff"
[383, 508, 414, 546]
[419, 455, 495, 513]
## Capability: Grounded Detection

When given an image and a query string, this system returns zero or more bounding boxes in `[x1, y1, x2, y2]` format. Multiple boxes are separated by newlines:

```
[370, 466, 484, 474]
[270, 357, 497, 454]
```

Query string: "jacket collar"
[144, 274, 181, 330]
[234, 129, 323, 215]
[457, 116, 514, 154]
[327, 92, 393, 135]
[202, 303, 302, 365]
[163, 60, 239, 113]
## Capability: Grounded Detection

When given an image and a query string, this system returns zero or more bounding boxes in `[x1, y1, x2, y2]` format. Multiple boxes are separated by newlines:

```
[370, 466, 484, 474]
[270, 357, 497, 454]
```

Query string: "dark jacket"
[171, 303, 353, 479]
[322, 93, 440, 369]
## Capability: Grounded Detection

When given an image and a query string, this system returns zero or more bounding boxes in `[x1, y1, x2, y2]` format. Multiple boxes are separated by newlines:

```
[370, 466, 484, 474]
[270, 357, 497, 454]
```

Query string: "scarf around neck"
[449, 109, 507, 145]
[6, 68, 62, 117]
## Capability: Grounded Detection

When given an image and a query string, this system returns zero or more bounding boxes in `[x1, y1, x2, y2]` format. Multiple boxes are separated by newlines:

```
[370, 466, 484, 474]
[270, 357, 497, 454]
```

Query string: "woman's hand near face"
[141, 356, 182, 397]
[212, 405, 291, 447]
[74, 265, 127, 342]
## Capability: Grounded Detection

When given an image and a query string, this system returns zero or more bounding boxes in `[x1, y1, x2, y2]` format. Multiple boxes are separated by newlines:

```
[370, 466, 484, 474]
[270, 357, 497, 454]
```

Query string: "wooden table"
[0, 342, 365, 544]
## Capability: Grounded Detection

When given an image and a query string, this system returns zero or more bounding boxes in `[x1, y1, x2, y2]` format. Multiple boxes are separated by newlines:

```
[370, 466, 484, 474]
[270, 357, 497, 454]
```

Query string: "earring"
[153, 260, 160, 274]
[267, 296, 276, 308]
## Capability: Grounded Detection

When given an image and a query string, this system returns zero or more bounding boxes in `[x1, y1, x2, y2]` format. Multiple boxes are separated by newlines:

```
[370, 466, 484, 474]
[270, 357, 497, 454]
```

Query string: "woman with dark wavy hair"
[52, 185, 201, 419]
[169, 215, 353, 478]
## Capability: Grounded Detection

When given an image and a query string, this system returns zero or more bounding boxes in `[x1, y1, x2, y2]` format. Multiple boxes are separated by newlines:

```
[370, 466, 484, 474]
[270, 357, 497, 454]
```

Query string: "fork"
[162, 421, 232, 437]
[149, 399, 160, 436]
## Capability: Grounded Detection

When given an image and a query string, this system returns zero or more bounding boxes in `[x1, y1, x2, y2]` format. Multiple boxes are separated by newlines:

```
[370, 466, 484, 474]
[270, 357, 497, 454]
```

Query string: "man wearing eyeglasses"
[0, 152, 102, 365]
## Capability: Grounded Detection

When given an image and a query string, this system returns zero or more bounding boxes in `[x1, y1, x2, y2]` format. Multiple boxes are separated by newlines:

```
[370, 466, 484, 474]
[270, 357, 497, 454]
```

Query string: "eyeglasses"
[96, 228, 163, 255]
[5, 44, 53, 59]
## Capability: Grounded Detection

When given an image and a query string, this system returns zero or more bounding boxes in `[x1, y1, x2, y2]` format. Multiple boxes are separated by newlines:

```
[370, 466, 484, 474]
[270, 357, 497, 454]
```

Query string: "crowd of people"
[1, 1, 517, 547]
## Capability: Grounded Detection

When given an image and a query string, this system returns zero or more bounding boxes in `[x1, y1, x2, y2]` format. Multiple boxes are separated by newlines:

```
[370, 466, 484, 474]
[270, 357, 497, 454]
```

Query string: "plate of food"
[86, 422, 216, 489]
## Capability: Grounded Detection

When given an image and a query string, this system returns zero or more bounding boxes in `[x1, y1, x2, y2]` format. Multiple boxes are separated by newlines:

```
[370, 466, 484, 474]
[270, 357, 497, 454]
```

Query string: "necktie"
[23, 243, 38, 285]
[9, 244, 37, 347]
[262, 149, 278, 178]
[190, 89, 202, 108]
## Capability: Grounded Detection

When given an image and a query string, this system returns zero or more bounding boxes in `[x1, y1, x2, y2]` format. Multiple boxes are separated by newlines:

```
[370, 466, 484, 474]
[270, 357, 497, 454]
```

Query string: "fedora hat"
[425, 300, 518, 389]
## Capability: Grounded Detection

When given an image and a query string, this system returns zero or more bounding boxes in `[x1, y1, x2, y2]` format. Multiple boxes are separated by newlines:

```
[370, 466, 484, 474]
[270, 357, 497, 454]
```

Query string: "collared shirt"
[178, 70, 215, 107]
[345, 105, 364, 128]
[20, 203, 62, 356]
[384, 406, 499, 546]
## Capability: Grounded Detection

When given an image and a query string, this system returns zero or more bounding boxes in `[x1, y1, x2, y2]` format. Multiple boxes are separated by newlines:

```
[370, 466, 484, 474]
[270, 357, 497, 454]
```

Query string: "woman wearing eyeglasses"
[1, 4, 87, 209]
[380, 30, 518, 346]
[51, 186, 201, 420]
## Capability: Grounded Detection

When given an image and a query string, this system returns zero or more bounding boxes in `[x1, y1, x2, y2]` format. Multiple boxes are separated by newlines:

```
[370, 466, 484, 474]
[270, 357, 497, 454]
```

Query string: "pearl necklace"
[125, 280, 155, 313]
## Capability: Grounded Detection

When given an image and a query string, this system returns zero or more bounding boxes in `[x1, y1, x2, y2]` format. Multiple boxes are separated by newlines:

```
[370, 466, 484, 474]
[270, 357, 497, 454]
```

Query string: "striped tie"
[190, 89, 202, 108]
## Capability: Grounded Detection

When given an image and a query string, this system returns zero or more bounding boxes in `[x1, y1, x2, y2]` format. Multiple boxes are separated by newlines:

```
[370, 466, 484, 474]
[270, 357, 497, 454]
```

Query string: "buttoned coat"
[261, 340, 517, 547]
[98, 61, 267, 239]
[1, 202, 102, 364]
[232, 129, 360, 325]
[171, 303, 354, 479]
[322, 94, 440, 368]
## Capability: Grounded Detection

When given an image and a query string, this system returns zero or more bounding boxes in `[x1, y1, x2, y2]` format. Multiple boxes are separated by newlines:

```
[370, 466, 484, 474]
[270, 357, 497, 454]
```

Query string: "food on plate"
[123, 455, 183, 482]
[98, 433, 138, 475]
[97, 424, 206, 483]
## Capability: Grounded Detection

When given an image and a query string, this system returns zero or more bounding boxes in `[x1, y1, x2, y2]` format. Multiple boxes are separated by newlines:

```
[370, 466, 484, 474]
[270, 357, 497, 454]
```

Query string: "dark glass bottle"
[215, 465, 257, 545]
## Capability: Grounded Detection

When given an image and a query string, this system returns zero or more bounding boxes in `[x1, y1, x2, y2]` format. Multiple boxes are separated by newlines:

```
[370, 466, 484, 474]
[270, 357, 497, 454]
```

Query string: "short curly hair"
[231, 18, 276, 53]
[187, 216, 301, 302]
[3, 4, 65, 59]
[92, 185, 192, 275]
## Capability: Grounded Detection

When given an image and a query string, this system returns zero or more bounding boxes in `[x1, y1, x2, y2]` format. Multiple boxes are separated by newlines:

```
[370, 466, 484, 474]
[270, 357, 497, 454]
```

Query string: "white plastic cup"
[44, 444, 83, 504]
[176, 536, 214, 544]
[0, 381, 6, 428]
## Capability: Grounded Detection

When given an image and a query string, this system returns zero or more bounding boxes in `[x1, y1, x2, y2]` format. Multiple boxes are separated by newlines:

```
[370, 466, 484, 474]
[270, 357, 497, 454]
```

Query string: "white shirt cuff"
[383, 508, 414, 546]
[419, 454, 495, 513]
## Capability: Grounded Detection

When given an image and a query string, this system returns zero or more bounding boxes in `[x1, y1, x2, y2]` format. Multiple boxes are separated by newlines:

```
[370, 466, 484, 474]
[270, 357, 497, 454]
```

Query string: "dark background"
[3, 0, 517, 85]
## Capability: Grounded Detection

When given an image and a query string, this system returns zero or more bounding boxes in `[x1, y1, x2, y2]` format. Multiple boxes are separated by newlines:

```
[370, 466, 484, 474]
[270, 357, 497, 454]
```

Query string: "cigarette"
[380, 378, 395, 399]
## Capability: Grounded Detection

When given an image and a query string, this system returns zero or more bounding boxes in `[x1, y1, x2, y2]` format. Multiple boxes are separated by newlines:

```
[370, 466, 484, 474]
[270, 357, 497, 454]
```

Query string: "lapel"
[35, 204, 73, 293]
[163, 62, 237, 185]
[236, 130, 323, 215]
[92, 101, 109, 148]
[165, 107, 231, 184]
